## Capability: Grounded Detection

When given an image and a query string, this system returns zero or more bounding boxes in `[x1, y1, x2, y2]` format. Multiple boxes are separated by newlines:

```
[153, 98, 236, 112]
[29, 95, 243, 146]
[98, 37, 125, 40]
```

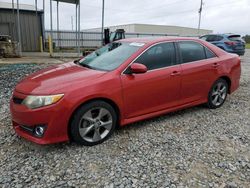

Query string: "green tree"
[243, 35, 250, 43]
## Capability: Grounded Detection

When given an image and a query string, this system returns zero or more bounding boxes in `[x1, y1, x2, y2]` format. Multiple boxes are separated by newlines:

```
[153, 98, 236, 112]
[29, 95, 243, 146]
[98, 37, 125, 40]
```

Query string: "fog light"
[34, 126, 45, 137]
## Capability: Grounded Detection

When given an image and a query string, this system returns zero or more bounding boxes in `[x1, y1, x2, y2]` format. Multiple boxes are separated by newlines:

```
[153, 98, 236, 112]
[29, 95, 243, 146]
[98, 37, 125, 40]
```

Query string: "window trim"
[176, 40, 218, 65]
[122, 41, 179, 75]
[204, 45, 217, 59]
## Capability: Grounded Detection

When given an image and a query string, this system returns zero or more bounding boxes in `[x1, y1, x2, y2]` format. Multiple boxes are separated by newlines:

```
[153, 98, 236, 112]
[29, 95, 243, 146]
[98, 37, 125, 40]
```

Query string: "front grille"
[13, 97, 24, 104]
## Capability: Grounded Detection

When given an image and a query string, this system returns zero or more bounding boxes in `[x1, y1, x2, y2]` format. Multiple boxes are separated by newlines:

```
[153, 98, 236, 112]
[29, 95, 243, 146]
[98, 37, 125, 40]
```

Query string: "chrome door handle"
[212, 63, 220, 68]
[171, 71, 181, 76]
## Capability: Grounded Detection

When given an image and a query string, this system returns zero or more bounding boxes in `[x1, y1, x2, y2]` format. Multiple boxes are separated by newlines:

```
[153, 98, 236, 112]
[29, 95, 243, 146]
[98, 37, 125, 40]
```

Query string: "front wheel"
[207, 79, 228, 109]
[70, 101, 117, 146]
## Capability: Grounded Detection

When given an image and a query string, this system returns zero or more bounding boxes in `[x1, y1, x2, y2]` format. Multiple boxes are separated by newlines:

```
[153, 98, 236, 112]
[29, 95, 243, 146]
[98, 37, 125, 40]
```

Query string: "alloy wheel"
[78, 107, 113, 143]
[211, 82, 227, 106]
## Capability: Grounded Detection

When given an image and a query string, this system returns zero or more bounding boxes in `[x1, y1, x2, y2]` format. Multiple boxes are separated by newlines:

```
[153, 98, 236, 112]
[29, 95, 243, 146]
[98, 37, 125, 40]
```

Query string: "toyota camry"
[10, 37, 241, 146]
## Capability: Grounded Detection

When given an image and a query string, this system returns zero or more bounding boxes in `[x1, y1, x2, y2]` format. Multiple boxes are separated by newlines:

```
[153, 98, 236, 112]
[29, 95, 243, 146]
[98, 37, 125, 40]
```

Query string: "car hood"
[15, 62, 106, 95]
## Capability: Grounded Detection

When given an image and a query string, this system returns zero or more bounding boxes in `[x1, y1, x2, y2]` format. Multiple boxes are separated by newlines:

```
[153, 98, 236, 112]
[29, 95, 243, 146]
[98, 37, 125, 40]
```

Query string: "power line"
[131, 0, 191, 11]
[116, 0, 242, 25]
[79, 0, 241, 26]
[79, 0, 191, 14]
[80, 0, 243, 28]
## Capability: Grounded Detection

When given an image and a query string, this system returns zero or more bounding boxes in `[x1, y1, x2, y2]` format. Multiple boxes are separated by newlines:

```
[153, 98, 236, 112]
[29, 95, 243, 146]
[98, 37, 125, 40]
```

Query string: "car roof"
[119, 36, 228, 57]
[202, 33, 241, 37]
[119, 37, 201, 45]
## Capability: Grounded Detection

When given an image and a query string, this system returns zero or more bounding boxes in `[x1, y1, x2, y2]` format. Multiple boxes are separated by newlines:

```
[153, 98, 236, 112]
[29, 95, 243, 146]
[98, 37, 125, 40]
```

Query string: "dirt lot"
[0, 51, 250, 188]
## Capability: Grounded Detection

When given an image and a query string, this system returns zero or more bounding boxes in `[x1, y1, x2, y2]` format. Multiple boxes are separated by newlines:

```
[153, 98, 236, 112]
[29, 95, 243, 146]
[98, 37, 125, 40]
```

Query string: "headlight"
[22, 94, 64, 109]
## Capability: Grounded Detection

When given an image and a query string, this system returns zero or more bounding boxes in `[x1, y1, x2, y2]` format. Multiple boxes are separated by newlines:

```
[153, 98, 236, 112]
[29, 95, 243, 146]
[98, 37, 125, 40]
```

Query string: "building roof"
[0, 2, 43, 12]
[83, 23, 213, 33]
[139, 23, 209, 30]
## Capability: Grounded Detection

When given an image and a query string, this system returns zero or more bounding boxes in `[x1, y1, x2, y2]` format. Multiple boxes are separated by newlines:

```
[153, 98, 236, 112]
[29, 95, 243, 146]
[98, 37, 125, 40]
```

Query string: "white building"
[84, 23, 213, 36]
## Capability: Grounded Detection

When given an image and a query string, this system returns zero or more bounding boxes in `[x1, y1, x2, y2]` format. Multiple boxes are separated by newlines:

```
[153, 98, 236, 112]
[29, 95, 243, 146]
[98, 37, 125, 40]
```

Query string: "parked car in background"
[10, 37, 241, 146]
[200, 34, 245, 56]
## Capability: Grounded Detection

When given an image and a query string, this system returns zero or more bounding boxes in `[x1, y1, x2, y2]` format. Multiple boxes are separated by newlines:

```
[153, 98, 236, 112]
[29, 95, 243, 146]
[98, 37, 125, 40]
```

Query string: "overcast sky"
[1, 0, 250, 35]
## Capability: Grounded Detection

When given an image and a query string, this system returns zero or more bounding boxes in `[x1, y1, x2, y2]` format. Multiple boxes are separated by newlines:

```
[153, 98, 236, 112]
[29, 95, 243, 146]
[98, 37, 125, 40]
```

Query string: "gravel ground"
[0, 52, 250, 188]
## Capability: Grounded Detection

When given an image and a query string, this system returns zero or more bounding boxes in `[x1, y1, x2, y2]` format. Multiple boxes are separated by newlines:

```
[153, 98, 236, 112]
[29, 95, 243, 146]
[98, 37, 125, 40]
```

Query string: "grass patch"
[246, 43, 250, 49]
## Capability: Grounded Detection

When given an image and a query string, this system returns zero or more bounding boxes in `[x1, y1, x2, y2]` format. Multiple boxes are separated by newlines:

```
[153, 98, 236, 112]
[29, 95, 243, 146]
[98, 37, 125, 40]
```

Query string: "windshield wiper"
[73, 59, 80, 64]
[95, 51, 99, 56]
[80, 63, 93, 69]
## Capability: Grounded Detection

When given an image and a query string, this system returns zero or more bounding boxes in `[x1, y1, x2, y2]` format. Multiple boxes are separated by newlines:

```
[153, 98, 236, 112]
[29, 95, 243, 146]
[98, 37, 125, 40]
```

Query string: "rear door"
[177, 41, 219, 104]
[121, 42, 182, 118]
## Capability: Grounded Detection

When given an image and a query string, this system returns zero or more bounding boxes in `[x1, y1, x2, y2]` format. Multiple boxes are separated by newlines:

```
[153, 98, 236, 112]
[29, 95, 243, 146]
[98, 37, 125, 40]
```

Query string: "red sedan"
[10, 37, 241, 146]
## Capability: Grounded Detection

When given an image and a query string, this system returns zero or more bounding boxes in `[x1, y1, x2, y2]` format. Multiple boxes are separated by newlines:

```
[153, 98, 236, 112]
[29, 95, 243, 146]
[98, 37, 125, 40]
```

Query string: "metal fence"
[45, 30, 102, 49]
[44, 30, 180, 49]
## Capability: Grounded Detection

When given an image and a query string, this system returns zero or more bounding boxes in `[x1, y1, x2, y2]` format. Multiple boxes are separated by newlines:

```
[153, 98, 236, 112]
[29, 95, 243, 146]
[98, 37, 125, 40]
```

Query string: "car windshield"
[79, 42, 144, 71]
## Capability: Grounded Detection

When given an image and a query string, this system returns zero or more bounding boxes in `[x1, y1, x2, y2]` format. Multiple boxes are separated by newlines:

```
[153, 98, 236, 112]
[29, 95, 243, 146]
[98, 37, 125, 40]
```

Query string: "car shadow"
[17, 104, 209, 151]
[118, 104, 207, 132]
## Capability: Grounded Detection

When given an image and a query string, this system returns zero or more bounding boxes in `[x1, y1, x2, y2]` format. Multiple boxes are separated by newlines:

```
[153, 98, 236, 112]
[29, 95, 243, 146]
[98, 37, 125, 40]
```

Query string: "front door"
[121, 42, 182, 118]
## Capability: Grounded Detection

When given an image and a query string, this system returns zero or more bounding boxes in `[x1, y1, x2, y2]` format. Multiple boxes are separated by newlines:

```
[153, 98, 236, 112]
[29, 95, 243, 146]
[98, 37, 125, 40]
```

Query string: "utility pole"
[43, 0, 45, 48]
[78, 1, 80, 55]
[50, 0, 53, 33]
[198, 0, 204, 35]
[12, 0, 15, 40]
[35, 0, 37, 16]
[49, 0, 53, 56]
[17, 0, 22, 56]
[101, 0, 105, 45]
[57, 0, 60, 48]
[75, 3, 78, 53]
[71, 16, 74, 31]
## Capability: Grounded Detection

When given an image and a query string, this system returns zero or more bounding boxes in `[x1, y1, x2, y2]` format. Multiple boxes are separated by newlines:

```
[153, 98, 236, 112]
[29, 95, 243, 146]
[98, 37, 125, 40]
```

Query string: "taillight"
[224, 41, 237, 46]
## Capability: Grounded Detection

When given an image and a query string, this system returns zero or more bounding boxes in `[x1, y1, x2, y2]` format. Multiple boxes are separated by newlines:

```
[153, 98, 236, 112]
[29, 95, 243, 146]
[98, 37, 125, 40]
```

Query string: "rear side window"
[206, 35, 223, 42]
[205, 47, 216, 58]
[179, 41, 206, 63]
[135, 42, 176, 70]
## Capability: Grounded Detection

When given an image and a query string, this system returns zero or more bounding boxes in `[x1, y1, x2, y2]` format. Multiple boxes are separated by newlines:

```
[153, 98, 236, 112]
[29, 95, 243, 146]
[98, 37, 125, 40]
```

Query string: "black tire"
[207, 78, 229, 109]
[70, 100, 117, 146]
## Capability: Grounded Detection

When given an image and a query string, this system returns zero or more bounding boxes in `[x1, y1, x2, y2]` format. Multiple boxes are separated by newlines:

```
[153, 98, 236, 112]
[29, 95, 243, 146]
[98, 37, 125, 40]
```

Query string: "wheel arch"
[218, 75, 231, 93]
[67, 97, 121, 140]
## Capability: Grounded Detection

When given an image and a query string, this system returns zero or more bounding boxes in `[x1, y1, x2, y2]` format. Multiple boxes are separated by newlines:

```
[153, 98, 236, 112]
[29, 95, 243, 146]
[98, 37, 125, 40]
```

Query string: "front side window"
[135, 42, 176, 70]
[179, 41, 206, 63]
[216, 36, 224, 41]
[79, 42, 143, 71]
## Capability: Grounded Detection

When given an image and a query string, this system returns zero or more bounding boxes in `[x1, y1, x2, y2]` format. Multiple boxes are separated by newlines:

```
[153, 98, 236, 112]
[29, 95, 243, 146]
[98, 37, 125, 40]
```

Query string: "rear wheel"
[207, 79, 228, 109]
[70, 101, 117, 146]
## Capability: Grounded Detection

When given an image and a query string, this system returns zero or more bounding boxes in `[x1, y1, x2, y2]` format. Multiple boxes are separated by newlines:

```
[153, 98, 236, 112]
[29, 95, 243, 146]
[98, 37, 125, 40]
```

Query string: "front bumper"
[10, 91, 70, 145]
